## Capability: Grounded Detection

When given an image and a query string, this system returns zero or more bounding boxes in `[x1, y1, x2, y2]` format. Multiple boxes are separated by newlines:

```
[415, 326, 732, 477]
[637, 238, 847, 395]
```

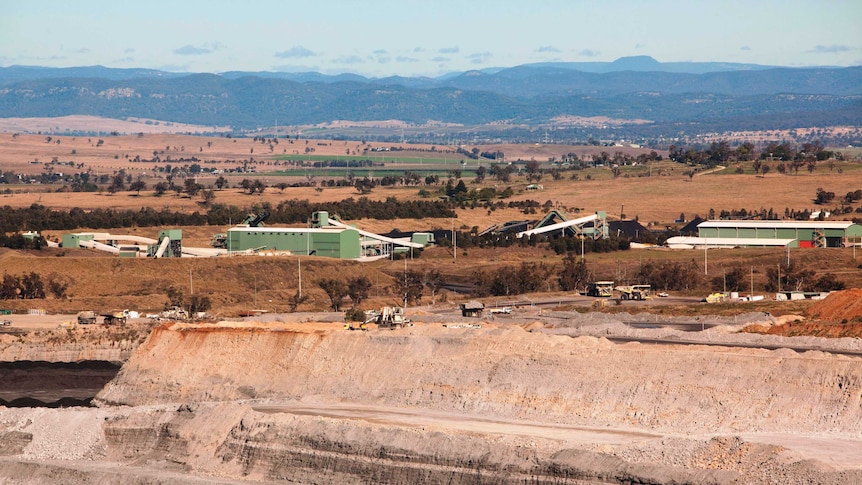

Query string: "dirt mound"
[805, 288, 862, 323]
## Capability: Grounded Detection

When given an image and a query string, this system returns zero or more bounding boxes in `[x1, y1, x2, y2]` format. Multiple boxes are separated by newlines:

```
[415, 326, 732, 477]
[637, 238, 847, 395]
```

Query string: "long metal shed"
[697, 220, 862, 248]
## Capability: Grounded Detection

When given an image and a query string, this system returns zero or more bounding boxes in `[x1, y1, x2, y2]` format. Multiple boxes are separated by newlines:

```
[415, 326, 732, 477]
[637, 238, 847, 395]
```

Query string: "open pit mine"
[1, 310, 861, 484]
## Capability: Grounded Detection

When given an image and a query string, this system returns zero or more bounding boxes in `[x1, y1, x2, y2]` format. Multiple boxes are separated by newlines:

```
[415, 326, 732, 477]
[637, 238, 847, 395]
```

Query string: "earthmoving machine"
[375, 306, 411, 328]
[159, 306, 190, 321]
[102, 311, 127, 325]
[586, 281, 614, 297]
[76, 311, 97, 325]
[615, 284, 651, 300]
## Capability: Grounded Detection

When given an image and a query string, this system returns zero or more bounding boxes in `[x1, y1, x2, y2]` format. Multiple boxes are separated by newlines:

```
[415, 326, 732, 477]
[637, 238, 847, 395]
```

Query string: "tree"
[394, 271, 424, 305]
[765, 262, 815, 292]
[318, 279, 348, 310]
[215, 176, 228, 190]
[423, 269, 445, 305]
[0, 274, 20, 299]
[474, 166, 486, 183]
[47, 275, 69, 299]
[129, 180, 147, 195]
[752, 160, 762, 175]
[201, 189, 216, 206]
[20, 272, 45, 299]
[558, 253, 590, 292]
[154, 181, 169, 196]
[347, 276, 372, 308]
[188, 294, 212, 314]
[184, 178, 203, 197]
[286, 290, 308, 312]
[712, 266, 746, 292]
[525, 159, 541, 182]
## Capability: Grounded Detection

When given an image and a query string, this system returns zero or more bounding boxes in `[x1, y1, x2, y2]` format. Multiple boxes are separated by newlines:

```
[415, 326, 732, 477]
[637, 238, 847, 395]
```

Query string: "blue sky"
[2, 0, 860, 77]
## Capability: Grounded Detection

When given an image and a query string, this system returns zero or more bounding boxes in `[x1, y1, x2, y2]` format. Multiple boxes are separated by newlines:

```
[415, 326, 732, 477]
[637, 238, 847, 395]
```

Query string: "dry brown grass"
[2, 132, 861, 319]
[3, 132, 860, 225]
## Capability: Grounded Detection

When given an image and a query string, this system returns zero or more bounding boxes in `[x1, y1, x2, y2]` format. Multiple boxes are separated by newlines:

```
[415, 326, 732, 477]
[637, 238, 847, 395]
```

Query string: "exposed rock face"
[98, 322, 862, 438]
[1, 321, 860, 483]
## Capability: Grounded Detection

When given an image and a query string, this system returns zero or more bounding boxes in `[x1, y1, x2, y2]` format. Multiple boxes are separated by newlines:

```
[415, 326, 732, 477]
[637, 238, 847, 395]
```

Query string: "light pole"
[452, 219, 457, 261]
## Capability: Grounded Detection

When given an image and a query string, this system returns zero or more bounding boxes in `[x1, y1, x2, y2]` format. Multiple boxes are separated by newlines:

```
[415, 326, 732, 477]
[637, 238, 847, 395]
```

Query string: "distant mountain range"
[0, 57, 859, 134]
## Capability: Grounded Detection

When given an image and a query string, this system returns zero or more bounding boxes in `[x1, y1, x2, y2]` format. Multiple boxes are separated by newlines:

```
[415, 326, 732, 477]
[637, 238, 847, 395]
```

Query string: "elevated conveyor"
[516, 213, 600, 238]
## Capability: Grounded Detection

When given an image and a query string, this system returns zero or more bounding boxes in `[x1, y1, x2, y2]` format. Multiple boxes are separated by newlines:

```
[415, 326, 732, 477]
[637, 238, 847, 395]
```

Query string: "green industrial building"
[697, 220, 862, 248]
[225, 227, 362, 258]
[220, 211, 430, 260]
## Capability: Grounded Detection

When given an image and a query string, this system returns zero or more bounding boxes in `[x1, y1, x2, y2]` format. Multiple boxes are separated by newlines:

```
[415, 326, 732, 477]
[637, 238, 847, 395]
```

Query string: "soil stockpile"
[805, 288, 862, 323]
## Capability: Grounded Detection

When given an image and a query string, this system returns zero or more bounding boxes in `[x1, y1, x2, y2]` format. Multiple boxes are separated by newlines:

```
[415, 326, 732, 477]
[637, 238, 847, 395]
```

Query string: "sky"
[2, 0, 860, 77]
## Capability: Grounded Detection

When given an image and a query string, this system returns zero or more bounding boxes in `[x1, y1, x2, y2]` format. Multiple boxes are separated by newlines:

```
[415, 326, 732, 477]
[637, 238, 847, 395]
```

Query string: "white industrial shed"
[665, 236, 796, 249]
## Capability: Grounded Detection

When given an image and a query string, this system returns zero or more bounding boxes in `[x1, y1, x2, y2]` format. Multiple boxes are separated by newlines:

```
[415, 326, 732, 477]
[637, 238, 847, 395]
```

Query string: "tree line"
[0, 198, 457, 233]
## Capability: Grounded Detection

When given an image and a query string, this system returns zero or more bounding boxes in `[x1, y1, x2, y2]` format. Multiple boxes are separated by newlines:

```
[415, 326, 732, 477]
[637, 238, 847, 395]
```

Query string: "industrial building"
[666, 220, 862, 249]
[220, 211, 433, 260]
[476, 210, 609, 239]
[61, 229, 223, 257]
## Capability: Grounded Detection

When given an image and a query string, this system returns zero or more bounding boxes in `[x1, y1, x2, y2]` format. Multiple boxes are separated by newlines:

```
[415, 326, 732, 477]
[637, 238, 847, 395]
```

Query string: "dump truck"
[76, 311, 97, 325]
[615, 284, 651, 300]
[586, 281, 615, 297]
[102, 311, 127, 325]
[459, 301, 485, 317]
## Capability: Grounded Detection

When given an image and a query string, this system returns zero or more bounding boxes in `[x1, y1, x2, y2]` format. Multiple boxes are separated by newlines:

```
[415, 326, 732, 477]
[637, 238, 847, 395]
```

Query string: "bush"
[344, 307, 366, 322]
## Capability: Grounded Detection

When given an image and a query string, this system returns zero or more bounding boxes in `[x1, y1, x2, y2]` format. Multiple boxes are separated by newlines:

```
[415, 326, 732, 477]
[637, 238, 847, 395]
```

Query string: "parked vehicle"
[77, 311, 97, 325]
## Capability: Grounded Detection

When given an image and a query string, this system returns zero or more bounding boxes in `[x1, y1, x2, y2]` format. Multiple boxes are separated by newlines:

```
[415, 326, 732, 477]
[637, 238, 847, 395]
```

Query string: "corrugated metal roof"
[698, 220, 855, 229]
[227, 227, 348, 233]
[666, 236, 795, 247]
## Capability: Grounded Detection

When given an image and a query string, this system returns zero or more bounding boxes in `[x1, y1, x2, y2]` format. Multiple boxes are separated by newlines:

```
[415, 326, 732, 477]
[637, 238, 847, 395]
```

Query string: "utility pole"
[750, 267, 754, 297]
[453, 220, 457, 261]
[777, 264, 781, 293]
[298, 258, 302, 298]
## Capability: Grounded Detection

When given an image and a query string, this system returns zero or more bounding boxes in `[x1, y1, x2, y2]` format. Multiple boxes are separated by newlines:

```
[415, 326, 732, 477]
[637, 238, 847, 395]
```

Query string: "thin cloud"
[396, 56, 419, 63]
[274, 46, 316, 58]
[71, 48, 90, 54]
[174, 45, 211, 55]
[431, 56, 450, 62]
[467, 52, 492, 64]
[635, 43, 646, 50]
[124, 48, 135, 54]
[334, 55, 365, 65]
[578, 49, 600, 57]
[413, 47, 425, 53]
[439, 46, 459, 54]
[740, 45, 751, 51]
[377, 56, 391, 64]
[373, 49, 388, 55]
[810, 44, 852, 54]
[536, 46, 560, 53]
